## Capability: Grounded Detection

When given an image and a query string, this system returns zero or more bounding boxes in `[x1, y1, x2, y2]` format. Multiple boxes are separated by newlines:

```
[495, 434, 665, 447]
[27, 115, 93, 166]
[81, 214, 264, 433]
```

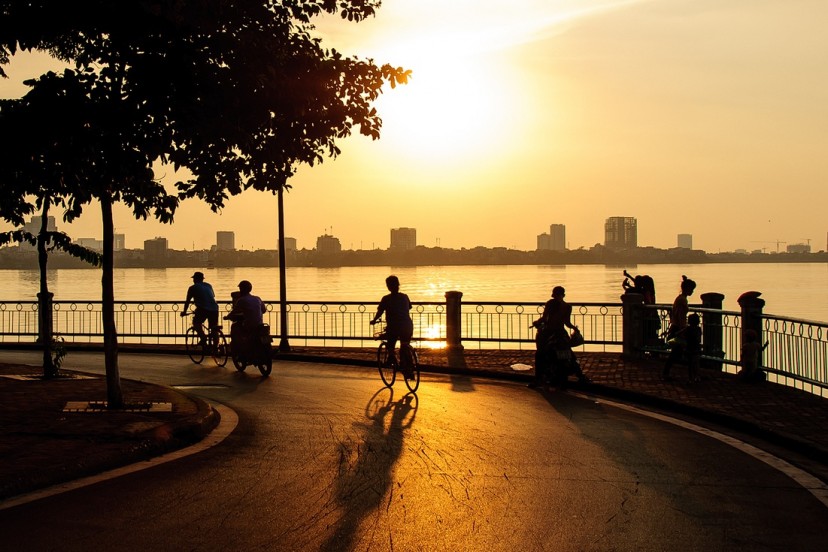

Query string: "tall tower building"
[537, 224, 566, 251]
[677, 234, 692, 249]
[549, 224, 566, 251]
[604, 217, 637, 249]
[216, 231, 235, 251]
[390, 227, 417, 250]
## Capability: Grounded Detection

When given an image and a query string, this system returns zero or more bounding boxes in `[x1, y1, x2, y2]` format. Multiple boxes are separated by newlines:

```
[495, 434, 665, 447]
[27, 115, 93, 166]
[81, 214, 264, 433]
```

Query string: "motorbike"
[224, 314, 273, 376]
[533, 321, 587, 387]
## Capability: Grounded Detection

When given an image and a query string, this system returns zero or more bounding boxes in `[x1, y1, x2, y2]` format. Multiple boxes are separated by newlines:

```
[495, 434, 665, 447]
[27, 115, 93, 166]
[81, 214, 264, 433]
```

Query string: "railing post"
[445, 291, 464, 351]
[700, 292, 725, 371]
[621, 292, 644, 359]
[738, 291, 766, 369]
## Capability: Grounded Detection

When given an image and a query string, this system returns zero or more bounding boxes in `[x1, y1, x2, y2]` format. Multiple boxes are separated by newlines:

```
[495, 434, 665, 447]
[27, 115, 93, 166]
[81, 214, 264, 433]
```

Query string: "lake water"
[1, 263, 827, 323]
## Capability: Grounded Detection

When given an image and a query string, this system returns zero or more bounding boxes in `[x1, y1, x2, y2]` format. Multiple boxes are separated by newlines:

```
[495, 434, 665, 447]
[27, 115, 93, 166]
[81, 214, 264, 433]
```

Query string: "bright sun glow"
[372, 41, 518, 164]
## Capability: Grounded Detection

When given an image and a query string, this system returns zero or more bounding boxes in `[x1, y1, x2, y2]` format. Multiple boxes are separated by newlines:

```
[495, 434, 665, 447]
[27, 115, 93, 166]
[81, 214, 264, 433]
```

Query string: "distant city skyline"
[6, 214, 821, 254]
[1, 2, 826, 254]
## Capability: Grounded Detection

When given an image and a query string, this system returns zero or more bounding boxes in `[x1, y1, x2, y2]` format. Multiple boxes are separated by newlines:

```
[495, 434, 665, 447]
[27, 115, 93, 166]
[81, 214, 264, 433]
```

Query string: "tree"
[1, 1, 408, 404]
[0, 68, 177, 406]
[0, 81, 104, 378]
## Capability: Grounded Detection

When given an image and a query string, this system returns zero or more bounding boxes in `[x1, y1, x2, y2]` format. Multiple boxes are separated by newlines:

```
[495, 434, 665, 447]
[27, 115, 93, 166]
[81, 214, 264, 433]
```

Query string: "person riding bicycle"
[370, 275, 414, 378]
[224, 280, 267, 353]
[180, 271, 219, 346]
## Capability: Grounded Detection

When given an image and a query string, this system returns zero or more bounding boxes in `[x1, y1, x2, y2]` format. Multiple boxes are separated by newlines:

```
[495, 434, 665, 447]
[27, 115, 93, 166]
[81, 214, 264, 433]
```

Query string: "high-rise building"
[677, 234, 692, 249]
[604, 217, 637, 249]
[22, 215, 56, 235]
[390, 227, 417, 250]
[216, 231, 235, 251]
[114, 234, 126, 251]
[283, 237, 297, 252]
[316, 234, 341, 255]
[549, 224, 566, 251]
[537, 224, 566, 251]
[144, 237, 169, 264]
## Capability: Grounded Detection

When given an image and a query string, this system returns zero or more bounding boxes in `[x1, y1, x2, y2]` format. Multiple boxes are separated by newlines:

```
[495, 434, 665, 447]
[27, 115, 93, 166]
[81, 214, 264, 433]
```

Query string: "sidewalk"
[2, 347, 828, 503]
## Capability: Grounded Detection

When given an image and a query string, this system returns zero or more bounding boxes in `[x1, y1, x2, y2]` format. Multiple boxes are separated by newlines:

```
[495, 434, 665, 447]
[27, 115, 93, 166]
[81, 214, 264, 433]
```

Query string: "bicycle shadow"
[319, 386, 418, 551]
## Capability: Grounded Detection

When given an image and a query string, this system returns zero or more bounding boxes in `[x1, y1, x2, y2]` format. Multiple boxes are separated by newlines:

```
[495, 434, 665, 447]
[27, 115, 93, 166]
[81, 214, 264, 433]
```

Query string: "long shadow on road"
[319, 387, 418, 552]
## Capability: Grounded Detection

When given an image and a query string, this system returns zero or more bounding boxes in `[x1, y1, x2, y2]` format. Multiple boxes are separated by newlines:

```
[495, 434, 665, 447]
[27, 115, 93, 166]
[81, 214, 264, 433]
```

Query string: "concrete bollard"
[445, 290, 464, 351]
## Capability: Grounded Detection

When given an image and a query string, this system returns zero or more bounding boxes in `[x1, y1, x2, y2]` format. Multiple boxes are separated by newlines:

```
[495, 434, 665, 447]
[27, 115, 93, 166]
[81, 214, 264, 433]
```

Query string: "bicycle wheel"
[257, 341, 273, 376]
[211, 331, 229, 367]
[402, 345, 420, 393]
[377, 342, 396, 387]
[185, 327, 204, 364]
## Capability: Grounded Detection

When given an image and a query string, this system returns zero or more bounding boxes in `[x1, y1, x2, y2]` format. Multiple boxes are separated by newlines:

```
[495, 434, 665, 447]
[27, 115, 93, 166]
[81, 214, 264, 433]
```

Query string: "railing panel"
[762, 315, 828, 395]
[1, 299, 826, 396]
[459, 302, 623, 352]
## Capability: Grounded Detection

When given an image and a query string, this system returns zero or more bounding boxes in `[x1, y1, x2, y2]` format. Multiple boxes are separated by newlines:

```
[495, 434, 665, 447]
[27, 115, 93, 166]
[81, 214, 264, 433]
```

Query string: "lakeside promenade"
[2, 346, 828, 504]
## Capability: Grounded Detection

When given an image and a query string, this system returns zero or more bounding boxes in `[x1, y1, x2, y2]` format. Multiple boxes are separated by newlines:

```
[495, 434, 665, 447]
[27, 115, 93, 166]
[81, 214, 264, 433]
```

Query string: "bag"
[666, 335, 685, 348]
[569, 328, 585, 348]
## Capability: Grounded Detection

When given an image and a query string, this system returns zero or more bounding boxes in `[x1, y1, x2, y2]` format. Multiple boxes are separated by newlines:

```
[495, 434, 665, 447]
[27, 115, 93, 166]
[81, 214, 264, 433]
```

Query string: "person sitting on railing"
[369, 275, 414, 378]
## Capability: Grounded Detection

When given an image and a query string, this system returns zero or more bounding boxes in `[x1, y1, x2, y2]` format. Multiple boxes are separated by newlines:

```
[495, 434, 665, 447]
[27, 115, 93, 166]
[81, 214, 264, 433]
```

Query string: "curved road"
[1, 351, 827, 551]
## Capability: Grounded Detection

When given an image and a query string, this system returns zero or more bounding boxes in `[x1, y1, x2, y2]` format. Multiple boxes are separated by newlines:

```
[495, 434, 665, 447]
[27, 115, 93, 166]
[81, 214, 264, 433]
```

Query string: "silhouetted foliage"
[1, 1, 408, 403]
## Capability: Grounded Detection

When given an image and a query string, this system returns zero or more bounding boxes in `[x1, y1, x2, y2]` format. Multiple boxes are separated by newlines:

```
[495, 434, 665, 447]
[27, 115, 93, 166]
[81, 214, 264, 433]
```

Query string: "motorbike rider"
[530, 285, 589, 387]
[224, 280, 267, 353]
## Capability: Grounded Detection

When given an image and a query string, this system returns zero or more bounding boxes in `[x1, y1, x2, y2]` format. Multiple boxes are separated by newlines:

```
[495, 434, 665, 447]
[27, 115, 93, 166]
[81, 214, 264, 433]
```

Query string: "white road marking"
[0, 402, 238, 511]
[575, 392, 828, 509]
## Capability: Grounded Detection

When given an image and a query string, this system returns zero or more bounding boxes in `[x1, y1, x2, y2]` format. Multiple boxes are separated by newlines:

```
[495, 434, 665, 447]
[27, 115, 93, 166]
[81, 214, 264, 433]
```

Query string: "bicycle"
[373, 326, 420, 392]
[183, 313, 228, 367]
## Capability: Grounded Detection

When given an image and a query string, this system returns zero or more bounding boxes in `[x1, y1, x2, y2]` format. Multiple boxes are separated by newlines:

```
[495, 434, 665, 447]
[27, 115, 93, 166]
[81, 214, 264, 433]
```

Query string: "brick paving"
[2, 346, 828, 503]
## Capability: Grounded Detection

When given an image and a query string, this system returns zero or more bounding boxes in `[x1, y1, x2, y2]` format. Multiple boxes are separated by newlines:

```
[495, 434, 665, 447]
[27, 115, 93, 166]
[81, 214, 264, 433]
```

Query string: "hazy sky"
[1, 0, 826, 253]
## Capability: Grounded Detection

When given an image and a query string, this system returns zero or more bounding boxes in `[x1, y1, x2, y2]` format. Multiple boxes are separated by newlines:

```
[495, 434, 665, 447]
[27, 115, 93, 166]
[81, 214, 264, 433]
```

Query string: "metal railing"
[1, 298, 826, 395]
[644, 303, 828, 395]
[0, 299, 619, 350]
[761, 314, 828, 395]
[460, 301, 622, 351]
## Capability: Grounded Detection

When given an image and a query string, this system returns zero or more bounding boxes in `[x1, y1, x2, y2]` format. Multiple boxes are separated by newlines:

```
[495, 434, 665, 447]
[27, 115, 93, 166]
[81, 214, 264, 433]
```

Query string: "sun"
[373, 49, 518, 165]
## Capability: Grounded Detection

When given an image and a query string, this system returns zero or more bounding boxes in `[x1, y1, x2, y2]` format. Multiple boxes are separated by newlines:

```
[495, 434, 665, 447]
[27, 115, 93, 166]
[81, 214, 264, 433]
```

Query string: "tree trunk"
[37, 199, 56, 378]
[100, 197, 123, 408]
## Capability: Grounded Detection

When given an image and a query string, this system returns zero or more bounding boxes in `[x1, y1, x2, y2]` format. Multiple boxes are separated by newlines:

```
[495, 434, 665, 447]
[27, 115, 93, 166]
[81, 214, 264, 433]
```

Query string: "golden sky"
[2, 0, 827, 253]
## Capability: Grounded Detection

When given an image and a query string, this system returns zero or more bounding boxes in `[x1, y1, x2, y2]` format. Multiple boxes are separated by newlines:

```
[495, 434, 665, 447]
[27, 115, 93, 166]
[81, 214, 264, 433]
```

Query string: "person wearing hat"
[180, 271, 220, 345]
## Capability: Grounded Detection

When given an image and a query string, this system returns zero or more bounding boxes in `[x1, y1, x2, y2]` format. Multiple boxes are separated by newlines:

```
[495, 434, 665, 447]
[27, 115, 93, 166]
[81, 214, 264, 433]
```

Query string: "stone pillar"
[700, 292, 725, 371]
[445, 291, 464, 351]
[621, 292, 644, 359]
[738, 291, 765, 369]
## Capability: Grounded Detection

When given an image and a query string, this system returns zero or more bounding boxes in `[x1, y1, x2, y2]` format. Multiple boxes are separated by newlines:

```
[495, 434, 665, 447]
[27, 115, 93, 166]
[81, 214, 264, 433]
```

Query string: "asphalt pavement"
[2, 346, 828, 504]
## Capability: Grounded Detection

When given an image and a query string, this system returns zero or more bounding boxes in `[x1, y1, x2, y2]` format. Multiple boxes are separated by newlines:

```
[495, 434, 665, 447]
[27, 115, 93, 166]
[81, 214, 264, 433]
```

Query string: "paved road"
[2, 352, 827, 551]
